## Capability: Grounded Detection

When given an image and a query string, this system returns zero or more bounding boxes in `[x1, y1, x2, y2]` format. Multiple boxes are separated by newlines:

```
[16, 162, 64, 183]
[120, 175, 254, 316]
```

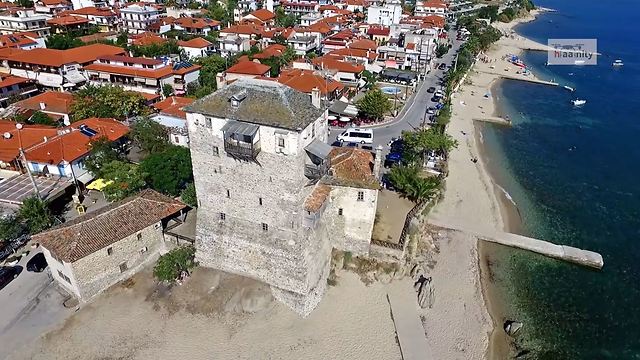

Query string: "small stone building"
[34, 190, 187, 302]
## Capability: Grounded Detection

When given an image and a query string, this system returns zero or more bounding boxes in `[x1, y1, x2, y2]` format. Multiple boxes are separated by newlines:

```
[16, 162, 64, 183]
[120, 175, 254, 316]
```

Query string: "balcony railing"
[224, 139, 260, 160]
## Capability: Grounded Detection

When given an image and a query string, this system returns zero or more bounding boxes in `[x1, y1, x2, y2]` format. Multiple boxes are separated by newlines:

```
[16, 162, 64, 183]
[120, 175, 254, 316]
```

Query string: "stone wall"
[70, 223, 165, 301]
[323, 186, 377, 256]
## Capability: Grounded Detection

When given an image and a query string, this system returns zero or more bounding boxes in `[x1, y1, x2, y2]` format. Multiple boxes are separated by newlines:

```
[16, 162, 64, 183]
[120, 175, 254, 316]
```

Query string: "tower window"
[226, 189, 230, 198]
[262, 223, 268, 231]
[357, 191, 364, 201]
[259, 197, 263, 205]
[220, 212, 226, 220]
[213, 146, 219, 156]
[107, 247, 113, 255]
[338, 208, 343, 215]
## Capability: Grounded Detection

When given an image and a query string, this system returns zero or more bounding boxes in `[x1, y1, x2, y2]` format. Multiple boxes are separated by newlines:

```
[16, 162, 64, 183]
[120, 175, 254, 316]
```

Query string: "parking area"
[0, 249, 74, 357]
[0, 174, 72, 205]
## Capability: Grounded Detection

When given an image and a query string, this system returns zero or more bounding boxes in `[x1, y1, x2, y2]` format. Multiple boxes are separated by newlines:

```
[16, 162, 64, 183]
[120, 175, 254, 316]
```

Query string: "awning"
[305, 139, 332, 159]
[64, 71, 87, 84]
[329, 101, 359, 117]
[365, 63, 383, 73]
[76, 172, 94, 184]
[86, 178, 113, 191]
[222, 120, 259, 137]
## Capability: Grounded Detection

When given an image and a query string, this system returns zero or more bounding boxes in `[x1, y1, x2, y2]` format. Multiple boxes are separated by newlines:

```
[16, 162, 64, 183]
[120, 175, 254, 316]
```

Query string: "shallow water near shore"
[479, 0, 640, 358]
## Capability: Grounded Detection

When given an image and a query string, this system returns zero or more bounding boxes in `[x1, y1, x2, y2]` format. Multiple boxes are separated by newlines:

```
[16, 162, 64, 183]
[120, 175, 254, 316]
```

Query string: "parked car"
[438, 63, 447, 70]
[384, 152, 403, 168]
[427, 107, 436, 115]
[26, 253, 48, 272]
[427, 86, 436, 93]
[0, 266, 22, 291]
[337, 128, 374, 145]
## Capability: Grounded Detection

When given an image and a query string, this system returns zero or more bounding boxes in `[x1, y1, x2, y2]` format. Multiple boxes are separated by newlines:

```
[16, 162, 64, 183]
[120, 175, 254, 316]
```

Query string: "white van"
[337, 128, 374, 144]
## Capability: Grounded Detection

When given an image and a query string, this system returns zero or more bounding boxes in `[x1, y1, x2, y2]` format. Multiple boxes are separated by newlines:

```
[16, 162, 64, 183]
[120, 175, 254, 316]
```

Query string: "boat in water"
[613, 59, 624, 66]
[564, 85, 575, 92]
[572, 99, 586, 106]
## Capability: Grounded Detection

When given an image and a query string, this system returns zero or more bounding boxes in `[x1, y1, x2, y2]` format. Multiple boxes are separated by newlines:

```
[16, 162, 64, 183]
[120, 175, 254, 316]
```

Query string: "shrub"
[153, 245, 197, 282]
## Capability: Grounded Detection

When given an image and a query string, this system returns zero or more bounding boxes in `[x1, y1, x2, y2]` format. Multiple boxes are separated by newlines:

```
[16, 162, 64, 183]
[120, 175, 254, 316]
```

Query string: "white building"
[184, 78, 380, 316]
[178, 37, 214, 59]
[366, 4, 402, 26]
[0, 9, 50, 37]
[119, 3, 161, 34]
[415, 0, 447, 17]
[151, 96, 194, 147]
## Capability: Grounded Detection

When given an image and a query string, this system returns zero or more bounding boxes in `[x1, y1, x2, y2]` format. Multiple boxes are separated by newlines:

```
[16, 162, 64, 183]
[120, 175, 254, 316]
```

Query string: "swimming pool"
[380, 86, 402, 95]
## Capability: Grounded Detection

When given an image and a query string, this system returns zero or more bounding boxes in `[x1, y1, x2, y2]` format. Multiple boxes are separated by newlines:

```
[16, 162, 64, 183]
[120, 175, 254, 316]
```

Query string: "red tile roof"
[34, 189, 186, 263]
[153, 96, 194, 119]
[248, 8, 275, 22]
[0, 121, 58, 162]
[422, 0, 447, 9]
[328, 147, 378, 188]
[252, 43, 287, 59]
[303, 184, 331, 212]
[24, 117, 129, 164]
[130, 32, 167, 46]
[65, 6, 116, 17]
[15, 91, 74, 114]
[278, 68, 343, 95]
[328, 47, 377, 61]
[349, 38, 378, 51]
[99, 54, 163, 66]
[367, 26, 390, 36]
[173, 16, 220, 29]
[221, 23, 263, 36]
[0, 73, 30, 89]
[312, 56, 364, 73]
[39, 0, 70, 5]
[84, 62, 200, 79]
[226, 61, 271, 76]
[177, 37, 212, 49]
[4, 43, 126, 67]
[47, 15, 90, 27]
[0, 33, 39, 49]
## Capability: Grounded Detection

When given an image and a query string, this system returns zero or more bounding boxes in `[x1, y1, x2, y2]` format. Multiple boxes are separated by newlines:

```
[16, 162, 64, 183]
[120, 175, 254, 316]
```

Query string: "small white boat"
[613, 59, 624, 66]
[572, 99, 586, 106]
[563, 85, 575, 92]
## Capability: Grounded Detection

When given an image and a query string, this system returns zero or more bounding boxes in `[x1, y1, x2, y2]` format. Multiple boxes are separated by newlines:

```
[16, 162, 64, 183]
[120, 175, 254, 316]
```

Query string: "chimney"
[311, 87, 321, 109]
[373, 145, 383, 178]
[266, 0, 274, 13]
[216, 72, 227, 89]
[43, 136, 48, 142]
[39, 102, 46, 110]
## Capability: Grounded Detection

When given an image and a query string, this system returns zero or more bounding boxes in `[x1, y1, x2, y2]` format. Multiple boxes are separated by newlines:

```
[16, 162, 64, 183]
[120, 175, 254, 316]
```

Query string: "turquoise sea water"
[480, 0, 640, 358]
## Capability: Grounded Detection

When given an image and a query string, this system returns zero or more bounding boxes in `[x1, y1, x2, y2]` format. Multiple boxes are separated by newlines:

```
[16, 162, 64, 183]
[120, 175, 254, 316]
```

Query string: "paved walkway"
[387, 282, 431, 360]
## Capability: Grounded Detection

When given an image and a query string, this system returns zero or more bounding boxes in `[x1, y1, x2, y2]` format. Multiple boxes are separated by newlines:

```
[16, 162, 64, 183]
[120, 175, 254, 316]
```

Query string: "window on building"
[278, 138, 285, 147]
[213, 146, 219, 156]
[259, 197, 263, 205]
[338, 208, 343, 215]
[312, 123, 316, 138]
[220, 212, 226, 220]
[119, 262, 128, 273]
[226, 189, 230, 198]
[57, 270, 71, 284]
[205, 117, 212, 128]
[262, 223, 268, 231]
[137, 233, 142, 241]
[107, 247, 113, 255]
[357, 191, 364, 201]
[174, 136, 179, 143]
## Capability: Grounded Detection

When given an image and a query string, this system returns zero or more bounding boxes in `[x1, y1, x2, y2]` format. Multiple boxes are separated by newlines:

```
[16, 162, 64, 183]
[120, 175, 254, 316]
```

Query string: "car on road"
[384, 152, 402, 168]
[427, 86, 436, 93]
[438, 63, 447, 70]
[427, 107, 436, 115]
[0, 266, 22, 290]
[337, 128, 374, 145]
[26, 253, 47, 272]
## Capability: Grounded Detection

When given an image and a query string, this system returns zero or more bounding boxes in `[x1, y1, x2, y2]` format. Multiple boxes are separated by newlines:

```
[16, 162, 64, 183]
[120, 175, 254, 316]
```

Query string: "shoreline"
[429, 8, 546, 359]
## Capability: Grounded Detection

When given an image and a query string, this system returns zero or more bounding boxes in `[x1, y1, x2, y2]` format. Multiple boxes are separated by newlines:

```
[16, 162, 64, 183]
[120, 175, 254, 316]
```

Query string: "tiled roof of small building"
[34, 189, 186, 263]
[324, 147, 379, 189]
[184, 78, 326, 131]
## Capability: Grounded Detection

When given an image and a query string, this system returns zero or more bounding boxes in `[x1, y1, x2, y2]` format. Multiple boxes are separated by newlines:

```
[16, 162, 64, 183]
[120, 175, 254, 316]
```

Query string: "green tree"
[153, 245, 197, 282]
[130, 118, 169, 154]
[15, 0, 34, 7]
[477, 5, 499, 22]
[356, 88, 393, 121]
[18, 197, 54, 234]
[387, 165, 441, 202]
[402, 127, 458, 164]
[275, 7, 297, 27]
[101, 160, 146, 201]
[180, 182, 197, 207]
[28, 111, 57, 126]
[71, 85, 150, 121]
[84, 137, 125, 177]
[162, 84, 174, 98]
[195, 54, 231, 90]
[435, 43, 449, 58]
[45, 33, 83, 50]
[186, 82, 215, 99]
[0, 215, 27, 241]
[129, 40, 180, 57]
[361, 70, 377, 90]
[140, 146, 193, 196]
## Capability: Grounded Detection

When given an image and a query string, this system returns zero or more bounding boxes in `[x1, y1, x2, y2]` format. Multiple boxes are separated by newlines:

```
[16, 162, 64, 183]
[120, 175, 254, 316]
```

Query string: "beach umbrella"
[339, 117, 351, 122]
[327, 115, 337, 121]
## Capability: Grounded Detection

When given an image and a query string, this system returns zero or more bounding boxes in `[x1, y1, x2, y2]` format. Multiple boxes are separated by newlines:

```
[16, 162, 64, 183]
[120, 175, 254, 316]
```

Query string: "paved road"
[330, 30, 464, 152]
[0, 249, 74, 358]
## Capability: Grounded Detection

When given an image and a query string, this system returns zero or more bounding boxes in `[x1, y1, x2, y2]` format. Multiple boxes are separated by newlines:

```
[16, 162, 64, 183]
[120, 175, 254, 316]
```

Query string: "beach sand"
[428, 9, 547, 359]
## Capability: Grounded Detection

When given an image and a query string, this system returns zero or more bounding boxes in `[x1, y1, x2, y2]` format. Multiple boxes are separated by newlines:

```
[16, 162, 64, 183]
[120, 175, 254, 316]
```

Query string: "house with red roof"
[327, 46, 378, 64]
[47, 15, 91, 34]
[151, 96, 194, 147]
[172, 17, 221, 36]
[277, 68, 344, 101]
[366, 26, 391, 44]
[35, 0, 71, 15]
[119, 3, 162, 34]
[84, 55, 201, 95]
[223, 60, 271, 82]
[62, 7, 119, 32]
[0, 32, 46, 50]
[0, 74, 38, 108]
[242, 8, 276, 26]
[308, 55, 364, 88]
[415, 0, 447, 17]
[13, 91, 75, 124]
[252, 43, 288, 60]
[321, 29, 357, 54]
[281, 1, 319, 17]
[0, 9, 51, 37]
[3, 43, 127, 90]
[178, 37, 214, 59]
[128, 31, 167, 46]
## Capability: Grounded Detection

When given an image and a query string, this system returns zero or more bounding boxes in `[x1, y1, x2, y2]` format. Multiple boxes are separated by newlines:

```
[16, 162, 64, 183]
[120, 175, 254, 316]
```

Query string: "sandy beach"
[429, 8, 549, 359]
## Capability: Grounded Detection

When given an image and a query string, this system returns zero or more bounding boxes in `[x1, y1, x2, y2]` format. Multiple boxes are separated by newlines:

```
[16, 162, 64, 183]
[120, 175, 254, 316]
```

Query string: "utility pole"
[15, 123, 40, 199]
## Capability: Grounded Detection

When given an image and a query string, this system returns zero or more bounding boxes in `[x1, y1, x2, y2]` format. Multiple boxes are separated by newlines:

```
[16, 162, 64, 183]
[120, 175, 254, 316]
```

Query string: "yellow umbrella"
[86, 178, 114, 191]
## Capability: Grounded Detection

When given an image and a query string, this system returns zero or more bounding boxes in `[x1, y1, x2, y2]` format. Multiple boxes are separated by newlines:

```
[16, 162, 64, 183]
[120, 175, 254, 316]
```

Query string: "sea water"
[480, 0, 640, 358]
